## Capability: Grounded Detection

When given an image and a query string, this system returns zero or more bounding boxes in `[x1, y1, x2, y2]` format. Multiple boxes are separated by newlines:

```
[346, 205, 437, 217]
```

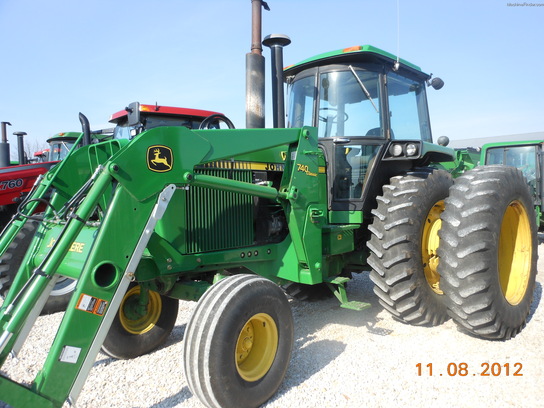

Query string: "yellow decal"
[147, 145, 173, 172]
[47, 238, 85, 253]
[297, 163, 317, 177]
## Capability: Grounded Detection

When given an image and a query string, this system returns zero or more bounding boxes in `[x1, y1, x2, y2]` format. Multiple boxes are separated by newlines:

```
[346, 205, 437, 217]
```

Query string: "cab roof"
[284, 45, 428, 79]
[109, 104, 222, 123]
[46, 132, 80, 143]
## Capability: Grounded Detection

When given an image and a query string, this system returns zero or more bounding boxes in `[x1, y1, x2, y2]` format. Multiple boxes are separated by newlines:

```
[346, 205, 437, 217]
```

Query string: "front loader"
[0, 44, 537, 408]
[0, 104, 229, 315]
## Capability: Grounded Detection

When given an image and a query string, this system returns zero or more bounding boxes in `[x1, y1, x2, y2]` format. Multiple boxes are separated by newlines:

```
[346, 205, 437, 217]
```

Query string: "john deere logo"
[147, 145, 173, 172]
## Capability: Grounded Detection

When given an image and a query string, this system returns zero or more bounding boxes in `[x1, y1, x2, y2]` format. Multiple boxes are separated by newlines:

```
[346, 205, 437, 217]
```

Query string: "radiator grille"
[184, 168, 254, 254]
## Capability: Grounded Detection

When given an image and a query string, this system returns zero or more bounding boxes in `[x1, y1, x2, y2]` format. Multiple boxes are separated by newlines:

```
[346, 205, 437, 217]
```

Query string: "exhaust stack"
[263, 34, 291, 128]
[0, 122, 11, 167]
[13, 132, 27, 165]
[245, 0, 269, 129]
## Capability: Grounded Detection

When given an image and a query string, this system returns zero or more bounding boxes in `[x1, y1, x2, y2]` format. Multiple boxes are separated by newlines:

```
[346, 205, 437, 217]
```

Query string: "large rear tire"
[439, 165, 537, 340]
[101, 284, 179, 359]
[367, 168, 453, 326]
[183, 274, 294, 408]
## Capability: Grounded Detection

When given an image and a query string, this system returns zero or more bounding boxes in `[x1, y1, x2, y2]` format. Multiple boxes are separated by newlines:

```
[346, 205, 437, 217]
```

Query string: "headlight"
[405, 143, 418, 156]
[389, 144, 404, 157]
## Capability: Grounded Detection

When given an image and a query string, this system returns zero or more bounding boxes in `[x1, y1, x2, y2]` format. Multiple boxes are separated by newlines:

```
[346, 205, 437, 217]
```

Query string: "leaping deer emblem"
[151, 148, 171, 169]
[147, 146, 173, 172]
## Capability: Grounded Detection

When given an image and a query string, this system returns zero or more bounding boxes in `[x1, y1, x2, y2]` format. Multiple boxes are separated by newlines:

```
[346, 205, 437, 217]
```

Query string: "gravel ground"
[1, 246, 543, 408]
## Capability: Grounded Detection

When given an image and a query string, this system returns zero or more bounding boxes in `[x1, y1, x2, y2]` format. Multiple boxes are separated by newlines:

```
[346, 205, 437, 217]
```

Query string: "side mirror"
[437, 136, 450, 146]
[126, 102, 141, 127]
[429, 77, 444, 90]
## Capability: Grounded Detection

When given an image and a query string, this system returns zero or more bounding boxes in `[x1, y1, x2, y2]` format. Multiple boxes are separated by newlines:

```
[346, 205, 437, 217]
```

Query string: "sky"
[0, 0, 543, 154]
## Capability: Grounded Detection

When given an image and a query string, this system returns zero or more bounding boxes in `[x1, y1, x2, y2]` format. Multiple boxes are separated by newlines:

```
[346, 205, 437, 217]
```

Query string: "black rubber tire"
[439, 165, 537, 340]
[367, 168, 453, 326]
[101, 284, 179, 359]
[0, 219, 77, 315]
[0, 220, 38, 298]
[183, 274, 294, 408]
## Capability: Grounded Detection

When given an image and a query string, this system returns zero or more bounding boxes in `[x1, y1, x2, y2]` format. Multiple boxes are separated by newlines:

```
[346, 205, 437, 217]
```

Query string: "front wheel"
[183, 274, 294, 408]
[101, 284, 179, 359]
[439, 165, 537, 340]
[0, 219, 77, 315]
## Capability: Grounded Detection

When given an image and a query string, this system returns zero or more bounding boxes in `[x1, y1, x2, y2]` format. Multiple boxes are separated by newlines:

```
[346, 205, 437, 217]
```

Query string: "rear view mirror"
[126, 102, 141, 127]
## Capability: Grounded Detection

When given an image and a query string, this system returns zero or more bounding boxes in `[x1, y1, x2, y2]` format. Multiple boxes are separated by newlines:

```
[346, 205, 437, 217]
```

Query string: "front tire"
[0, 220, 38, 298]
[439, 165, 537, 340]
[101, 284, 179, 359]
[367, 168, 453, 326]
[0, 219, 77, 315]
[183, 274, 294, 408]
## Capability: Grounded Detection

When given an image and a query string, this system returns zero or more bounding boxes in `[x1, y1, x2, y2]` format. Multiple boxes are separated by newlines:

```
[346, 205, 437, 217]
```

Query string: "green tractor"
[480, 139, 544, 227]
[0, 44, 537, 408]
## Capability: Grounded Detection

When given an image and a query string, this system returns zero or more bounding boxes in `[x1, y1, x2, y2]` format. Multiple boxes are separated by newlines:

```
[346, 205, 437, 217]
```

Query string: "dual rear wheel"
[368, 165, 537, 340]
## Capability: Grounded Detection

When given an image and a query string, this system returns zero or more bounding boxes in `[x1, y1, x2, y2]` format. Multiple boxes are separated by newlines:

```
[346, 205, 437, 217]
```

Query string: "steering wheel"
[318, 107, 349, 124]
[199, 114, 236, 130]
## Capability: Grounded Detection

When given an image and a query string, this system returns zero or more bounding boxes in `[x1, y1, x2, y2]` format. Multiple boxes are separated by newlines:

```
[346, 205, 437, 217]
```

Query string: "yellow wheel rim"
[422, 201, 445, 295]
[499, 200, 532, 305]
[235, 313, 278, 382]
[119, 286, 162, 335]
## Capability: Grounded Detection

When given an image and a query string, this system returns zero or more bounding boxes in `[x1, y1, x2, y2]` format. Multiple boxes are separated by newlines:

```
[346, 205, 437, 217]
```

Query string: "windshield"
[48, 140, 75, 161]
[486, 145, 538, 192]
[318, 70, 381, 138]
[288, 68, 382, 138]
[288, 66, 433, 142]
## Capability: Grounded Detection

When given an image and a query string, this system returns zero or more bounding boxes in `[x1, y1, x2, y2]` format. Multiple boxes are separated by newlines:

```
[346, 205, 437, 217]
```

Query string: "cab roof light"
[343, 45, 363, 53]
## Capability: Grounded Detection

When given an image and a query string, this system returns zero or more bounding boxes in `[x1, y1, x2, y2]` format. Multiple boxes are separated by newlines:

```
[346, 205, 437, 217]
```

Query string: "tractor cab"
[45, 132, 80, 162]
[285, 45, 450, 215]
[109, 103, 228, 140]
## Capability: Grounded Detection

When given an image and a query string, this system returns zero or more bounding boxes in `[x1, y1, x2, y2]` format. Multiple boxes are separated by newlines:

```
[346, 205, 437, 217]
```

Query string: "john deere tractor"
[0, 44, 537, 408]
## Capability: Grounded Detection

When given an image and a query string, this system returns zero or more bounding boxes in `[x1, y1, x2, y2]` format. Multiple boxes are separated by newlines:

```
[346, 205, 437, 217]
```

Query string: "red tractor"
[108, 102, 233, 137]
[0, 124, 72, 227]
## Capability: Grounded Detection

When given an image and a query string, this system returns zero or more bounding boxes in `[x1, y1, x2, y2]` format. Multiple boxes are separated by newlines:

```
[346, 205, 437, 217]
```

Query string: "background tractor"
[480, 139, 544, 227]
[0, 43, 537, 408]
[0, 124, 72, 228]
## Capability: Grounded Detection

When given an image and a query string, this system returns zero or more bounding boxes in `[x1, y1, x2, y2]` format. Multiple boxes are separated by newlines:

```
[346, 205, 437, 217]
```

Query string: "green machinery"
[481, 139, 544, 226]
[0, 45, 538, 408]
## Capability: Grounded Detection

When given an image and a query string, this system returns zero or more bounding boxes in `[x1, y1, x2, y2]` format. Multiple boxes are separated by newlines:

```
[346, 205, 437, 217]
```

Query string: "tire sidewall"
[205, 279, 293, 408]
[477, 168, 537, 327]
[439, 165, 538, 339]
